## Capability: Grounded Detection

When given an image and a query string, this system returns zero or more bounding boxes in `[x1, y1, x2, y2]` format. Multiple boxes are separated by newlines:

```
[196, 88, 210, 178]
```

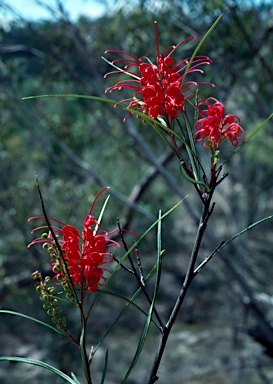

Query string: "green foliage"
[0, 356, 80, 384]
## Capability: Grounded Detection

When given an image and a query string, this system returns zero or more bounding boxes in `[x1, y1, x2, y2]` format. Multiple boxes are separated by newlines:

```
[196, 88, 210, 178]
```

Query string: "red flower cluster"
[194, 97, 245, 148]
[105, 22, 212, 122]
[28, 188, 118, 292]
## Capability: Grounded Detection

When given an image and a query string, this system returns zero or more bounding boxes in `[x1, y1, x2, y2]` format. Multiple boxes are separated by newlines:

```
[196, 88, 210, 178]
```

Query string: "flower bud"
[47, 309, 54, 316]
[32, 271, 40, 279]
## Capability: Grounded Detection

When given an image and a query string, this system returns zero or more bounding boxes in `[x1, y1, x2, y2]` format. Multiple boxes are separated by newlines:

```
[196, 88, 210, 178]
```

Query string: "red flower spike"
[104, 21, 212, 122]
[194, 97, 245, 148]
[28, 188, 124, 293]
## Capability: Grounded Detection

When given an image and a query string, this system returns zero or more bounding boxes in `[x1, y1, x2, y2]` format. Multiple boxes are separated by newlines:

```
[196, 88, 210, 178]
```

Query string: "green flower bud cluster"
[41, 233, 76, 302]
[32, 271, 67, 330]
[42, 232, 60, 259]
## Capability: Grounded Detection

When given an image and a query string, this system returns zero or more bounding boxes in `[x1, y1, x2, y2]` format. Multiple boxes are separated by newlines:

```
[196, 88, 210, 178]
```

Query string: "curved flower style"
[104, 21, 212, 122]
[28, 187, 119, 292]
[194, 97, 245, 148]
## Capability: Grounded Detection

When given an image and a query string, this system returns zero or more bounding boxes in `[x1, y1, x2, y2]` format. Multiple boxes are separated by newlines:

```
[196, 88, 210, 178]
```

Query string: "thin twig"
[135, 247, 145, 285]
[117, 219, 164, 330]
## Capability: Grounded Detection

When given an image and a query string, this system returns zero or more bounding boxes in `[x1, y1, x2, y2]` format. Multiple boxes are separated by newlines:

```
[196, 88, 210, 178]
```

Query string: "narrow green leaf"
[97, 290, 159, 326]
[124, 108, 209, 190]
[181, 14, 223, 87]
[121, 320, 150, 383]
[71, 373, 81, 384]
[180, 162, 210, 192]
[0, 310, 70, 340]
[102, 56, 140, 80]
[22, 93, 177, 152]
[121, 211, 163, 383]
[93, 250, 167, 355]
[22, 92, 204, 179]
[222, 112, 273, 165]
[181, 111, 200, 180]
[22, 93, 189, 147]
[22, 93, 124, 104]
[156, 210, 163, 293]
[88, 197, 187, 320]
[100, 349, 108, 384]
[95, 194, 110, 234]
[194, 214, 273, 274]
[110, 198, 186, 279]
[80, 322, 89, 382]
[0, 357, 79, 383]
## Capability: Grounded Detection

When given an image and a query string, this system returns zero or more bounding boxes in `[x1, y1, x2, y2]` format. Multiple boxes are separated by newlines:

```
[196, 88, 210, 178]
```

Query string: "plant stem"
[80, 311, 92, 384]
[147, 193, 214, 383]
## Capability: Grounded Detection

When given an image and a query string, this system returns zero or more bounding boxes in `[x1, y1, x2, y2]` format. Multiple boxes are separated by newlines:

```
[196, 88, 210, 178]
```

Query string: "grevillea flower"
[28, 187, 120, 293]
[104, 21, 212, 122]
[194, 97, 245, 148]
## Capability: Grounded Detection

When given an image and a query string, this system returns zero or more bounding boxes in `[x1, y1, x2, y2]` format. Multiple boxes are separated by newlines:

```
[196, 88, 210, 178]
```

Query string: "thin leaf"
[22, 93, 190, 146]
[93, 250, 167, 355]
[22, 93, 177, 151]
[125, 108, 210, 190]
[181, 110, 200, 180]
[125, 108, 209, 190]
[145, 119, 177, 153]
[221, 112, 273, 165]
[155, 210, 163, 298]
[98, 290, 159, 327]
[88, 196, 186, 321]
[100, 349, 108, 384]
[22, 93, 123, 104]
[95, 194, 110, 234]
[179, 162, 210, 192]
[194, 214, 273, 274]
[0, 357, 79, 383]
[121, 211, 163, 383]
[0, 310, 70, 341]
[181, 14, 223, 87]
[80, 321, 89, 382]
[71, 373, 81, 384]
[23, 92, 205, 181]
[102, 56, 140, 80]
[109, 198, 186, 281]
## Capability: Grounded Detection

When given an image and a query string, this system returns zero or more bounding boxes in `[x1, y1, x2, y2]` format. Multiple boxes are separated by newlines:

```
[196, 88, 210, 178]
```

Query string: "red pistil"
[28, 188, 124, 292]
[104, 21, 213, 123]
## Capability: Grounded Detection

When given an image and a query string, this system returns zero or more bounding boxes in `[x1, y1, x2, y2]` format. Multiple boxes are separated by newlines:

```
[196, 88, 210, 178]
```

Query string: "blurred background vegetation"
[1, 0, 273, 383]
